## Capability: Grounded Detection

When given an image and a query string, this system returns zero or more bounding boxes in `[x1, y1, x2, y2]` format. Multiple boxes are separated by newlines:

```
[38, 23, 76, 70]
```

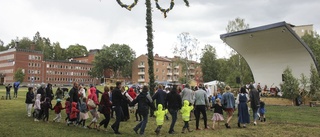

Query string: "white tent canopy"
[220, 21, 318, 88]
[204, 80, 224, 95]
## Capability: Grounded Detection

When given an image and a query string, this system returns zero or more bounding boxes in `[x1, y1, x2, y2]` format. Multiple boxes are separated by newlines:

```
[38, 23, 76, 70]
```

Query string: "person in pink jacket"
[87, 85, 99, 129]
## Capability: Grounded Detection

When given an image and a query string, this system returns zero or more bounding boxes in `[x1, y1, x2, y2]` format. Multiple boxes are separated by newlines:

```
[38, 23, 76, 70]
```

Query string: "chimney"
[30, 43, 36, 50]
[14, 37, 19, 48]
[155, 54, 159, 57]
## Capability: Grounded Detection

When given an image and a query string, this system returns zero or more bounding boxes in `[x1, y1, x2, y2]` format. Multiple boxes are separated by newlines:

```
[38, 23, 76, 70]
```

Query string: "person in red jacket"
[65, 97, 71, 123]
[87, 85, 99, 129]
[52, 98, 65, 122]
[128, 87, 137, 114]
[68, 102, 79, 126]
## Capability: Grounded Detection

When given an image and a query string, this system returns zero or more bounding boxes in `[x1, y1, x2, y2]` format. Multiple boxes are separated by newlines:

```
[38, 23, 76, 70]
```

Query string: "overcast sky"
[0, 0, 319, 59]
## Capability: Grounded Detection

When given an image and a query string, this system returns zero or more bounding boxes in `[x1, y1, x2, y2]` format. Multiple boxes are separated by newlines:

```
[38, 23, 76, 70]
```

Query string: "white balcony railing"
[174, 72, 179, 75]
[167, 72, 172, 75]
[138, 72, 145, 75]
[174, 66, 179, 69]
[138, 64, 145, 68]
[138, 79, 145, 82]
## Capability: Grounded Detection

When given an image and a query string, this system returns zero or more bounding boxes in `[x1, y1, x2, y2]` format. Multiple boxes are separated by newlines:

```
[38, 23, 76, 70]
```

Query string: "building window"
[140, 61, 144, 65]
[156, 68, 158, 72]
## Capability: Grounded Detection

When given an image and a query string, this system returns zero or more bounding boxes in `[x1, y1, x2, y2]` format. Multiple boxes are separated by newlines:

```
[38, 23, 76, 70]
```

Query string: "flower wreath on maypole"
[116, 0, 138, 11]
[154, 0, 174, 18]
[155, 0, 190, 18]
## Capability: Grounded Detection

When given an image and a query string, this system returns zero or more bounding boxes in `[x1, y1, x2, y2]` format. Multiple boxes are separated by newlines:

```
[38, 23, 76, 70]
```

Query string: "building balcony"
[138, 79, 145, 82]
[138, 64, 145, 68]
[174, 66, 179, 69]
[174, 72, 179, 75]
[190, 72, 195, 75]
[173, 78, 178, 82]
[138, 72, 145, 75]
[167, 72, 172, 76]
[167, 66, 171, 69]
[188, 66, 195, 70]
[167, 79, 173, 82]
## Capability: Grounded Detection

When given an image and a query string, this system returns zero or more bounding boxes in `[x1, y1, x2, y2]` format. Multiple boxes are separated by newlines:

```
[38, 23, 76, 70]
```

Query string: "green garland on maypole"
[155, 0, 174, 18]
[116, 0, 138, 11]
[183, 0, 189, 7]
[154, 0, 190, 18]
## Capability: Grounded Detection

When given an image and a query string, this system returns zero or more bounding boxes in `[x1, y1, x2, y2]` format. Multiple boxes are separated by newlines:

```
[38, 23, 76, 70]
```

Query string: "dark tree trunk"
[145, 0, 155, 95]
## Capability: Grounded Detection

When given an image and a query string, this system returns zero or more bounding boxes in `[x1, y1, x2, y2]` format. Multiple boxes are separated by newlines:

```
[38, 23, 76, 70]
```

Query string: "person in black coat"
[69, 82, 79, 103]
[152, 85, 168, 119]
[110, 82, 127, 134]
[166, 85, 182, 134]
[152, 85, 167, 108]
[37, 83, 46, 98]
[25, 87, 35, 117]
[5, 84, 12, 100]
[131, 85, 154, 135]
[45, 83, 54, 101]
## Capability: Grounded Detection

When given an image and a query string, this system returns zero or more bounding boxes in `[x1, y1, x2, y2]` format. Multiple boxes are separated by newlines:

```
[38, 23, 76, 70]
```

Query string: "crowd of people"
[23, 81, 267, 136]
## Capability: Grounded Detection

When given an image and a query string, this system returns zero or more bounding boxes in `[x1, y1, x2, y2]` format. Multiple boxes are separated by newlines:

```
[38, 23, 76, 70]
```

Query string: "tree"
[0, 39, 8, 51]
[16, 37, 33, 49]
[200, 44, 218, 82]
[91, 44, 136, 79]
[32, 32, 55, 60]
[173, 32, 199, 84]
[225, 17, 253, 86]
[215, 58, 228, 81]
[280, 67, 299, 104]
[115, 0, 190, 95]
[14, 68, 25, 83]
[299, 73, 309, 94]
[52, 42, 67, 60]
[226, 17, 250, 33]
[299, 73, 309, 104]
[66, 44, 88, 59]
[309, 65, 320, 100]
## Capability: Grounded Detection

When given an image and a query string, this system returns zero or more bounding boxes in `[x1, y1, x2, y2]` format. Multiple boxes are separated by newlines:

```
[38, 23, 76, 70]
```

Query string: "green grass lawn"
[0, 87, 320, 137]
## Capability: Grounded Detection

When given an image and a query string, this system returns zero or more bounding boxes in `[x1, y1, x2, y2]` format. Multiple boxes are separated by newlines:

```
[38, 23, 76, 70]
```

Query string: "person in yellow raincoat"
[180, 100, 194, 133]
[154, 104, 168, 135]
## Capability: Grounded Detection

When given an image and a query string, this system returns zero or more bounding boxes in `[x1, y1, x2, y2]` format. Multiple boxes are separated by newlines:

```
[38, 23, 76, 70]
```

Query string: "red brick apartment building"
[132, 54, 203, 85]
[0, 48, 99, 86]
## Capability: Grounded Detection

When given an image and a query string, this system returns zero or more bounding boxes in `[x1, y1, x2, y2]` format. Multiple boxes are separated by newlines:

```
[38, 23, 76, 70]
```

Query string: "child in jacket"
[68, 102, 79, 126]
[154, 104, 168, 135]
[52, 98, 65, 122]
[33, 94, 41, 121]
[65, 97, 71, 123]
[180, 100, 194, 133]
